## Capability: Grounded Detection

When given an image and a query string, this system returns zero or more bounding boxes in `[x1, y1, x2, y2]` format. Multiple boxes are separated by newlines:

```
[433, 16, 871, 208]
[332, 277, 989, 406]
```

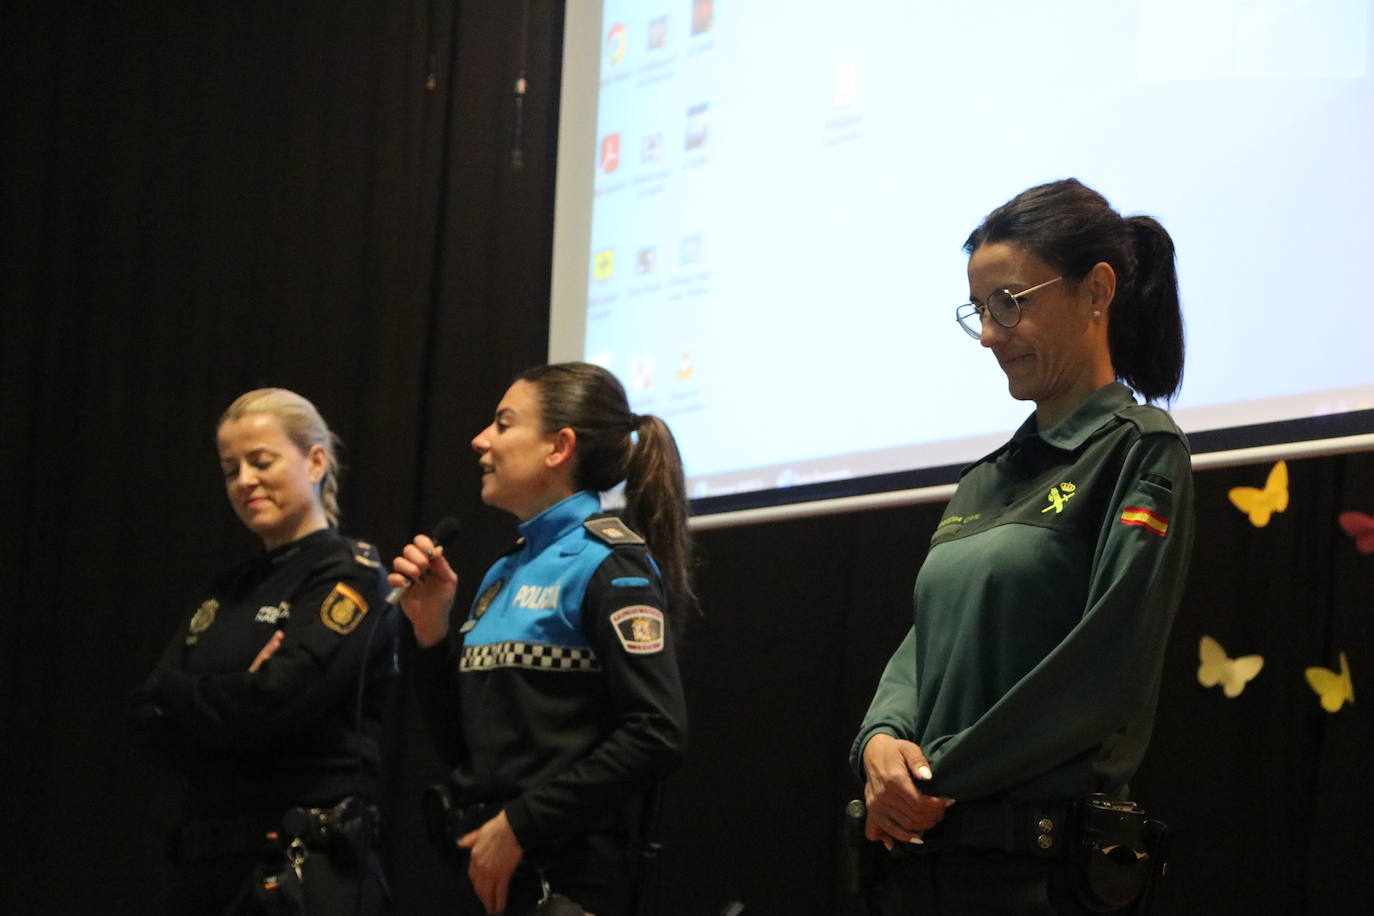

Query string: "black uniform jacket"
[129, 528, 396, 816]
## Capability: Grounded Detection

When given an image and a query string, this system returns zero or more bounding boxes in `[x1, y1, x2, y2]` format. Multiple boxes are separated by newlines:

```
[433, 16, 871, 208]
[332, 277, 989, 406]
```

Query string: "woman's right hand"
[389, 533, 459, 648]
[861, 733, 953, 848]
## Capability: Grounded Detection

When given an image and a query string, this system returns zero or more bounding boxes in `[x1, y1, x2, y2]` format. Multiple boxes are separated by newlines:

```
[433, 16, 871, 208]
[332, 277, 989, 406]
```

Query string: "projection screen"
[549, 0, 1374, 525]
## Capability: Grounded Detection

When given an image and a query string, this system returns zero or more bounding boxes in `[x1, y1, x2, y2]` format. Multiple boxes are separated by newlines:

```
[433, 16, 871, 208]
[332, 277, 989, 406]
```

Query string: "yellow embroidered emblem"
[186, 598, 220, 644]
[320, 582, 369, 635]
[1041, 482, 1077, 514]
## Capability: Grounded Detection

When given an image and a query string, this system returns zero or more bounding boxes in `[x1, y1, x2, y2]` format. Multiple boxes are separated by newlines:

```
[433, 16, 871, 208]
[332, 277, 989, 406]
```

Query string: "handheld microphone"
[386, 516, 462, 605]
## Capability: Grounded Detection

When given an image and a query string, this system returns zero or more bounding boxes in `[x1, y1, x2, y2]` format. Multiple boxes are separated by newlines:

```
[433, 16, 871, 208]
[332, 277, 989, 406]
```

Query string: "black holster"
[421, 782, 499, 871]
[420, 783, 589, 915]
[229, 797, 378, 916]
[280, 796, 378, 867]
[1072, 796, 1171, 914]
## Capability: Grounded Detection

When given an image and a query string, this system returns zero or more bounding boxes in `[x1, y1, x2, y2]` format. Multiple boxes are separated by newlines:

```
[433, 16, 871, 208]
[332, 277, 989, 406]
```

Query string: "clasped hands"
[861, 733, 954, 849]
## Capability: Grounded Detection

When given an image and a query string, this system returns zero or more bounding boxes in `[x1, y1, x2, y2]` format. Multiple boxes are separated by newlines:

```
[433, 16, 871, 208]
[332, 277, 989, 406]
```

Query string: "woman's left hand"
[458, 809, 525, 914]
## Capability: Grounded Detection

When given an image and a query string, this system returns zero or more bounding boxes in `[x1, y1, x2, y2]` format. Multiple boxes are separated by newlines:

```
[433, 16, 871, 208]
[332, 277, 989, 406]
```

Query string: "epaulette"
[584, 515, 646, 546]
[1115, 403, 1187, 440]
[350, 538, 383, 569]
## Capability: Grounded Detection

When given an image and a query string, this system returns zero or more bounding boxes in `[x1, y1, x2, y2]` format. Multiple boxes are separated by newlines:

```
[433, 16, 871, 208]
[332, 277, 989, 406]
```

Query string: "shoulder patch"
[585, 516, 645, 546]
[320, 582, 369, 635]
[609, 605, 665, 655]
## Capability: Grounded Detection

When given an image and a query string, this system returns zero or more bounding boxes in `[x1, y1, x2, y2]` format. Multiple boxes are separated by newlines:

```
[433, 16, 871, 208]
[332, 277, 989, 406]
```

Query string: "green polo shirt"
[851, 383, 1194, 803]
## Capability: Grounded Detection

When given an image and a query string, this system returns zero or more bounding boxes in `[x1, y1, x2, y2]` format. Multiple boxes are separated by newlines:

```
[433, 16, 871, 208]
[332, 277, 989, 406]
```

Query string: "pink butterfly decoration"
[1338, 511, 1374, 554]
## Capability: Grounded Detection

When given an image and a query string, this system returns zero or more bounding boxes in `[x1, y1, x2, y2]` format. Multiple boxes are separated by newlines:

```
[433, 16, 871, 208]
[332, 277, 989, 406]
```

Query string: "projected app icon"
[677, 348, 695, 380]
[834, 60, 857, 108]
[641, 132, 664, 163]
[692, 0, 713, 36]
[600, 133, 621, 173]
[679, 234, 703, 266]
[684, 103, 709, 151]
[629, 353, 654, 390]
[635, 246, 657, 275]
[648, 16, 668, 50]
[593, 248, 615, 281]
[606, 23, 627, 66]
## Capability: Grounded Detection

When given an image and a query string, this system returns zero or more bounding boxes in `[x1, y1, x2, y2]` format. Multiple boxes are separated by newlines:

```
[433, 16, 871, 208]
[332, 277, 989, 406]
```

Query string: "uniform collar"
[1011, 382, 1137, 452]
[262, 527, 335, 567]
[517, 490, 600, 554]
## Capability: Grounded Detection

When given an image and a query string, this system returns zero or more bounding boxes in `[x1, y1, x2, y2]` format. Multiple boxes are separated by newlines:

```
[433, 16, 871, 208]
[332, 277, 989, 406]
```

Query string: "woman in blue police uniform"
[392, 362, 693, 916]
[130, 388, 395, 914]
[852, 179, 1194, 914]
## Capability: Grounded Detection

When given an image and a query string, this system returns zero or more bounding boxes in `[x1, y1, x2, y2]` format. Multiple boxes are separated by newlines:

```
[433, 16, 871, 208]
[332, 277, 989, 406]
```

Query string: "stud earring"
[1093, 310, 1101, 317]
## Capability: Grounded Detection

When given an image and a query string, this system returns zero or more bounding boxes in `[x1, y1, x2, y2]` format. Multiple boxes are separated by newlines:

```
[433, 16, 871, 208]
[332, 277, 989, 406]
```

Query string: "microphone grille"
[431, 516, 462, 547]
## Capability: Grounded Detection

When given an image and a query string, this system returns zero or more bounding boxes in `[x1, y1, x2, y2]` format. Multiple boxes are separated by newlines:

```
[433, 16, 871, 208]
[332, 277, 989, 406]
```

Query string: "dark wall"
[3, 3, 1371, 914]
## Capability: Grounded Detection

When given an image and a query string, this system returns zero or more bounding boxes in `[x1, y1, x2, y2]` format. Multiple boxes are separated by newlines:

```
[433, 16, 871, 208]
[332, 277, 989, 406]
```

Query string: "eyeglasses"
[955, 276, 1063, 339]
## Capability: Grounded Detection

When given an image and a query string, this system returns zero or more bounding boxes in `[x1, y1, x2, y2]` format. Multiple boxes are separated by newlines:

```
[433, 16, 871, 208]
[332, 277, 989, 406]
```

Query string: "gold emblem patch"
[1041, 481, 1077, 514]
[186, 598, 220, 644]
[320, 582, 369, 635]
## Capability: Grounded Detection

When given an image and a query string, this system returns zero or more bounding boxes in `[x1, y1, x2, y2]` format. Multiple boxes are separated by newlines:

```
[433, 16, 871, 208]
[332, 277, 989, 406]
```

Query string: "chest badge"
[1041, 482, 1077, 514]
[185, 598, 220, 645]
[461, 579, 504, 634]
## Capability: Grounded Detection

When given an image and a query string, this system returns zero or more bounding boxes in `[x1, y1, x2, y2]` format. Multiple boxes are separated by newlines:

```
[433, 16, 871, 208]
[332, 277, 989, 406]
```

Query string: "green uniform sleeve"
[849, 627, 918, 779]
[921, 432, 1194, 800]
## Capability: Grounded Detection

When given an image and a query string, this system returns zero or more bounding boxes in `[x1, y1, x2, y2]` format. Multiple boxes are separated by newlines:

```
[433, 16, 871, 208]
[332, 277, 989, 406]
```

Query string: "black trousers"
[453, 830, 631, 916]
[876, 848, 1098, 916]
[164, 847, 388, 915]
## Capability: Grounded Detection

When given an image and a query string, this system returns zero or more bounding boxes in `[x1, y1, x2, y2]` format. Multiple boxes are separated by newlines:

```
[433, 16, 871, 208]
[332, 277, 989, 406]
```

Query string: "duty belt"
[172, 799, 377, 864]
[910, 801, 1072, 858]
[171, 812, 278, 864]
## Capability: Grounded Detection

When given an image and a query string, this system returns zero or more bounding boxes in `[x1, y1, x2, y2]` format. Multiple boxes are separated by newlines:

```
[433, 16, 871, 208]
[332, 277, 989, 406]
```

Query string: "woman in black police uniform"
[130, 388, 395, 914]
[851, 179, 1195, 914]
[392, 362, 692, 916]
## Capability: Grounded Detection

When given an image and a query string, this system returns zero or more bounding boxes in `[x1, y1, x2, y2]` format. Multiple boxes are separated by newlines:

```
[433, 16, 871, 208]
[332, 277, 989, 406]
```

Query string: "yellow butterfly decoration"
[1305, 652, 1354, 713]
[1228, 460, 1289, 527]
[1197, 635, 1264, 698]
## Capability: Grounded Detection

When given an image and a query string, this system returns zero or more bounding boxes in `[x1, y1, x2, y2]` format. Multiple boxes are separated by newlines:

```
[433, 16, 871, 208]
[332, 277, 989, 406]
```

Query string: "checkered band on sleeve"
[460, 641, 602, 673]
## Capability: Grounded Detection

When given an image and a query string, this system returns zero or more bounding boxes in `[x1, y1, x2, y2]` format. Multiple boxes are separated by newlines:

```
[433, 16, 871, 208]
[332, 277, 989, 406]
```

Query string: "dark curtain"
[3, 3, 1371, 914]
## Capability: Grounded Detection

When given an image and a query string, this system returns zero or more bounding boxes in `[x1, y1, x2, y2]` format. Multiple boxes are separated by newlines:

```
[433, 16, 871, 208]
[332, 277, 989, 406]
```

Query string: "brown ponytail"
[623, 413, 699, 628]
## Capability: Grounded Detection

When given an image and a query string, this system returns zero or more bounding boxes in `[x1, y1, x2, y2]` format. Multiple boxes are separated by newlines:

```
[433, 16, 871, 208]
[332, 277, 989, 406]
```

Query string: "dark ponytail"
[623, 413, 698, 627]
[963, 178, 1185, 402]
[518, 362, 699, 629]
[1116, 216, 1184, 401]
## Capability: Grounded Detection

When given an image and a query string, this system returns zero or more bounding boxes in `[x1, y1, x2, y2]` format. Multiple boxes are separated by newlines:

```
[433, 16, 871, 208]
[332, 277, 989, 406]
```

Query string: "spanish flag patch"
[1121, 506, 1169, 537]
[321, 582, 369, 635]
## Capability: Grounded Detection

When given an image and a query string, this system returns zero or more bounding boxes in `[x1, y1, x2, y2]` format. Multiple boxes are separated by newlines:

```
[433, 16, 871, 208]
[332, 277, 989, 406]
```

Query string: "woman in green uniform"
[852, 179, 1194, 914]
